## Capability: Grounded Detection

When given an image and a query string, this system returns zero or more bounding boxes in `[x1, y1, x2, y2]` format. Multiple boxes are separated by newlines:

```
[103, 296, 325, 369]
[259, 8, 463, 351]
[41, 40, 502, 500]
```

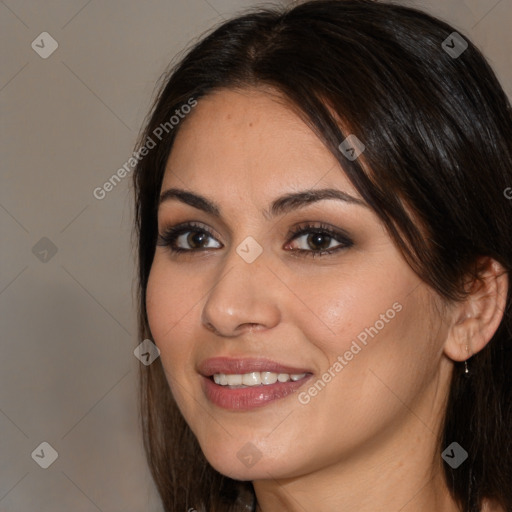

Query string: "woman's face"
[146, 87, 452, 481]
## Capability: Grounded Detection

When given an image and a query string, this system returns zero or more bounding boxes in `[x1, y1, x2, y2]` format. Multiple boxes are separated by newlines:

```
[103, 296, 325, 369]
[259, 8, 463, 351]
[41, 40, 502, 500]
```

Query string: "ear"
[443, 257, 509, 362]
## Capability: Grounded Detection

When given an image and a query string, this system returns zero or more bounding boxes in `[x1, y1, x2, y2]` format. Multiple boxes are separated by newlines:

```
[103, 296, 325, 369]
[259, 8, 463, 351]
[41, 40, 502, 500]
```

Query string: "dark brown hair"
[132, 1, 512, 510]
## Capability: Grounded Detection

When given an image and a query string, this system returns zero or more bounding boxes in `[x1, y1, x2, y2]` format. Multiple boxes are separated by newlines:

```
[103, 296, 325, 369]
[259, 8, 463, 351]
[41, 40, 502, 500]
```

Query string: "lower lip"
[202, 375, 312, 410]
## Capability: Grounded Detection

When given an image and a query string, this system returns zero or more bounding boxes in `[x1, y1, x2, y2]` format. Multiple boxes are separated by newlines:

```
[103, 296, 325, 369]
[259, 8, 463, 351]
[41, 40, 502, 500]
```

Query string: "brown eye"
[186, 231, 209, 249]
[157, 221, 353, 258]
[157, 222, 222, 253]
[285, 222, 354, 258]
[306, 233, 334, 251]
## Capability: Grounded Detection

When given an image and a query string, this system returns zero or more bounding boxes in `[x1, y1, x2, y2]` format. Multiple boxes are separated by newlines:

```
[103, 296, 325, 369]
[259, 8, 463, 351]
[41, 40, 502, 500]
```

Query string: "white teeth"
[226, 374, 242, 386]
[242, 372, 261, 386]
[261, 371, 278, 385]
[212, 371, 307, 387]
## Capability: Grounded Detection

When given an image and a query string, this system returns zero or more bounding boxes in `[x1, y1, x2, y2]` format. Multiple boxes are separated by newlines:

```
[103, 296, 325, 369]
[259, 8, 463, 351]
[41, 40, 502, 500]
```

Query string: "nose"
[201, 248, 281, 337]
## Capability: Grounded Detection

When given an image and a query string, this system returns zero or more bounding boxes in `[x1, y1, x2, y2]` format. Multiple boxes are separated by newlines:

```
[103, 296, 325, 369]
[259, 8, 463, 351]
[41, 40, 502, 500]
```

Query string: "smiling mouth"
[203, 372, 313, 410]
[211, 371, 308, 387]
[199, 357, 314, 409]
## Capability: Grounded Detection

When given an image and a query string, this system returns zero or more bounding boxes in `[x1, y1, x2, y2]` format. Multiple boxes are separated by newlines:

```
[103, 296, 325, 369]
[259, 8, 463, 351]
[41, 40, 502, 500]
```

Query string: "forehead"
[161, 87, 360, 203]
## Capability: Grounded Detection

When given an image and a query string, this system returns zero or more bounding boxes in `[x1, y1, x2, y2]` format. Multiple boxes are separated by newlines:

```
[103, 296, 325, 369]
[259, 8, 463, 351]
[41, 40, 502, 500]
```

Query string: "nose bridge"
[201, 241, 280, 336]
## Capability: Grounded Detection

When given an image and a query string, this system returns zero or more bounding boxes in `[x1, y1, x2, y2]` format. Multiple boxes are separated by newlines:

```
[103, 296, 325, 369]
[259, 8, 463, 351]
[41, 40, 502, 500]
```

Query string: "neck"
[253, 444, 459, 512]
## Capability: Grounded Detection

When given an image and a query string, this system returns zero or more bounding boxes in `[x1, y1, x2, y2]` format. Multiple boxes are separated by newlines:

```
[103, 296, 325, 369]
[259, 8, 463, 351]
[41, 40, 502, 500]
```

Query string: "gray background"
[1, 0, 510, 510]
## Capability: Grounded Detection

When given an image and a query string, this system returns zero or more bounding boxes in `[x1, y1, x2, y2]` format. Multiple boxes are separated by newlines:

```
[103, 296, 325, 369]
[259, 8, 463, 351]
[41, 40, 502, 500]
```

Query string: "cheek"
[295, 265, 414, 363]
[145, 260, 201, 415]
[296, 266, 437, 412]
[145, 263, 170, 343]
[145, 259, 196, 364]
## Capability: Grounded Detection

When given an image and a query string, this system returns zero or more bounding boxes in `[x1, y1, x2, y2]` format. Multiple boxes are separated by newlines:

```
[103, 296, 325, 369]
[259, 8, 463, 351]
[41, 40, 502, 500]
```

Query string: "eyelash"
[156, 221, 353, 258]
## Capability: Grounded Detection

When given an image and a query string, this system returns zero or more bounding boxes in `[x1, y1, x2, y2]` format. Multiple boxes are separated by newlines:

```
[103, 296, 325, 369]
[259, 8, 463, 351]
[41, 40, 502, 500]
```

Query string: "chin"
[198, 439, 309, 482]
[206, 457, 288, 481]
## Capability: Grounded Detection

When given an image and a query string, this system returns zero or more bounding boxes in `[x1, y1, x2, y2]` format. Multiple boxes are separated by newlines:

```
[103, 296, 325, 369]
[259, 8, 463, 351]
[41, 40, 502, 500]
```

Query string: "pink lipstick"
[199, 357, 313, 410]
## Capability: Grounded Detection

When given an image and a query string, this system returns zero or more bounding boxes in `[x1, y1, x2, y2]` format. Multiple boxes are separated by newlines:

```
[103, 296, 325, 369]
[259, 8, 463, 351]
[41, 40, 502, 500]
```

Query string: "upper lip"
[198, 357, 313, 377]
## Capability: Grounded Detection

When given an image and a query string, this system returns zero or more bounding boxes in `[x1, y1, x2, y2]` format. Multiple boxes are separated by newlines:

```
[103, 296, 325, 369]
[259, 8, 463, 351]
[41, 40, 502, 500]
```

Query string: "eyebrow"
[158, 187, 367, 219]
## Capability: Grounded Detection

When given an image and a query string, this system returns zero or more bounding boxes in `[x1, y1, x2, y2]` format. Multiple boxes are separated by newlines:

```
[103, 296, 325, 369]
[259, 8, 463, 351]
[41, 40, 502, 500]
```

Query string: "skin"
[145, 87, 508, 512]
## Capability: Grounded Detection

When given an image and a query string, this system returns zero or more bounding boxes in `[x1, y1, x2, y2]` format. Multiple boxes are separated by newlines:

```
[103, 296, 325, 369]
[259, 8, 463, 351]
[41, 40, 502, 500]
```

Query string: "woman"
[132, 1, 512, 510]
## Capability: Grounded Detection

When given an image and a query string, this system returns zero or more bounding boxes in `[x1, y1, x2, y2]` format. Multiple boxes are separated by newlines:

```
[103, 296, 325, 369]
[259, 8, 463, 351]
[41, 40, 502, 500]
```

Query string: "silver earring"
[464, 344, 470, 375]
